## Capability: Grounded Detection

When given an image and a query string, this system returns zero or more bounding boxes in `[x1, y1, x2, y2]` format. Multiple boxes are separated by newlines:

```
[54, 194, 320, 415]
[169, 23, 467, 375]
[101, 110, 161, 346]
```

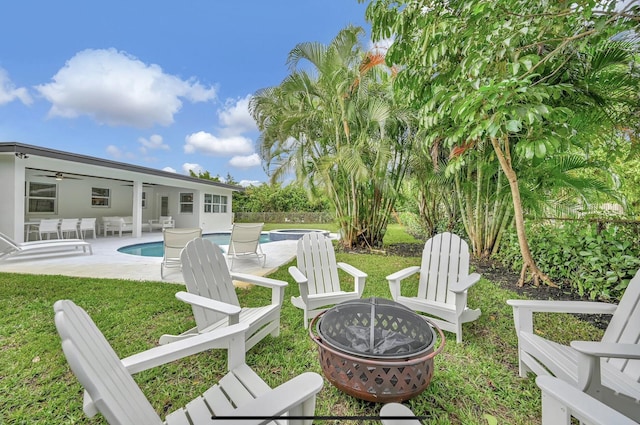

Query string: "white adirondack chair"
[54, 299, 323, 425]
[379, 377, 639, 425]
[507, 268, 640, 422]
[380, 403, 424, 425]
[537, 376, 638, 425]
[386, 232, 481, 343]
[227, 223, 266, 270]
[159, 237, 287, 352]
[288, 232, 367, 329]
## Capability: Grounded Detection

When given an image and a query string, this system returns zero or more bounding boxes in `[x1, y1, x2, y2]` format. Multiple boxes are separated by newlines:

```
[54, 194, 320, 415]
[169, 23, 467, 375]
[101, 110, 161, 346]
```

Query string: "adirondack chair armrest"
[449, 272, 481, 293]
[231, 272, 287, 306]
[229, 371, 324, 419]
[83, 323, 250, 417]
[289, 266, 311, 303]
[386, 266, 421, 300]
[121, 322, 250, 374]
[571, 341, 640, 391]
[288, 266, 307, 285]
[506, 299, 618, 315]
[337, 262, 367, 279]
[571, 341, 640, 360]
[176, 291, 241, 318]
[230, 272, 288, 288]
[380, 403, 423, 425]
[507, 299, 617, 334]
[536, 376, 638, 425]
[337, 262, 367, 294]
[386, 266, 421, 283]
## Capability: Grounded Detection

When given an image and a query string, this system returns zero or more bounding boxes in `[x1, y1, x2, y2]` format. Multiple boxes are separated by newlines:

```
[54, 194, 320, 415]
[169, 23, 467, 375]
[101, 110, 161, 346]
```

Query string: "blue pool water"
[118, 233, 271, 257]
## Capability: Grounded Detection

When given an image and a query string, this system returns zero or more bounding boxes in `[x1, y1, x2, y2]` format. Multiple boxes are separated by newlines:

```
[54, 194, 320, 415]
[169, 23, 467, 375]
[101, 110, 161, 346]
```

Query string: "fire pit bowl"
[309, 297, 445, 403]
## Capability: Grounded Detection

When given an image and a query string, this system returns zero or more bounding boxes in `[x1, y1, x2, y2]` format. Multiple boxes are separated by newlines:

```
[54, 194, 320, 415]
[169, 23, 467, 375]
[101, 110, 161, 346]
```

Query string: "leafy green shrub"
[397, 211, 430, 241]
[495, 220, 640, 301]
[397, 211, 467, 242]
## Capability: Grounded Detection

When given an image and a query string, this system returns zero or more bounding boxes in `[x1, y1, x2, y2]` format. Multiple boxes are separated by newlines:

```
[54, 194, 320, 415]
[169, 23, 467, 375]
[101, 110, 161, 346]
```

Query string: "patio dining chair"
[54, 299, 323, 425]
[78, 218, 97, 239]
[60, 218, 80, 239]
[38, 218, 61, 240]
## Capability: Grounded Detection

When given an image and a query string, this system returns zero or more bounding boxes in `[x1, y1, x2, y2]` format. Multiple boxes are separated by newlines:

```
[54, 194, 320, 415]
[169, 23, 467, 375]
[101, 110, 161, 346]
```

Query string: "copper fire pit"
[310, 297, 445, 403]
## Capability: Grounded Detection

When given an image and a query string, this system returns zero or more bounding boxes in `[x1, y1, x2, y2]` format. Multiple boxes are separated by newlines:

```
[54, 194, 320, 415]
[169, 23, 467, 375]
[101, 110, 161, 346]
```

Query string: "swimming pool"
[118, 233, 271, 257]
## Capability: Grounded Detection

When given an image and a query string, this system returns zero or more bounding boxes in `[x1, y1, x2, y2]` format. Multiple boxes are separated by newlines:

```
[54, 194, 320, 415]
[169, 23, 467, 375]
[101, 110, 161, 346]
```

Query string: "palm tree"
[250, 26, 417, 248]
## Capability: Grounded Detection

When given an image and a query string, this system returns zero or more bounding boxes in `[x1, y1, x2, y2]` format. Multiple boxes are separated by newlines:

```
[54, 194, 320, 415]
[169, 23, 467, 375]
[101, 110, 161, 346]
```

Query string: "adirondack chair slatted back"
[296, 232, 341, 295]
[602, 269, 640, 381]
[54, 300, 163, 425]
[419, 232, 471, 305]
[181, 238, 240, 331]
[228, 223, 263, 256]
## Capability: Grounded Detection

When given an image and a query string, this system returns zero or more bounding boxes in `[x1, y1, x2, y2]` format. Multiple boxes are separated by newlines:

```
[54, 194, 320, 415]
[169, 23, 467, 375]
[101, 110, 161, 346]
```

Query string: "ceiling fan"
[35, 172, 82, 181]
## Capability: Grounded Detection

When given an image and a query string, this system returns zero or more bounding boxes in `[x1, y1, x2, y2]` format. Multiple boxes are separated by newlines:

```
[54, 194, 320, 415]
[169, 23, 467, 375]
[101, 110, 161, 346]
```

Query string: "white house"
[0, 142, 241, 242]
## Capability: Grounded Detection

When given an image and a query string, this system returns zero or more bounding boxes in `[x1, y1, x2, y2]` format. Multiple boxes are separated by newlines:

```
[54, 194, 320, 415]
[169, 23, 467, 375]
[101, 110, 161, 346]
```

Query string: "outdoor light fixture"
[15, 152, 29, 159]
[55, 172, 63, 181]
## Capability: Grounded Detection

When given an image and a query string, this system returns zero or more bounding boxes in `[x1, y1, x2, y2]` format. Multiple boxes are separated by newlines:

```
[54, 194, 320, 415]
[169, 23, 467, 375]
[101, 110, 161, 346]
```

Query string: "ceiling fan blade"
[33, 173, 82, 180]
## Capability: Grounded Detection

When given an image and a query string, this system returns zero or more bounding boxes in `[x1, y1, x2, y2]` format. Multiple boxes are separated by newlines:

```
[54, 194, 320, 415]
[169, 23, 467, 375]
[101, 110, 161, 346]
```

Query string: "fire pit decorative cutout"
[310, 297, 445, 403]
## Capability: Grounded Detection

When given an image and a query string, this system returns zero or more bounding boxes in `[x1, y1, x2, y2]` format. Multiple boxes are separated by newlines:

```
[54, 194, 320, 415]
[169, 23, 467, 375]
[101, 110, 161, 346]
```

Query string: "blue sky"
[0, 1, 370, 186]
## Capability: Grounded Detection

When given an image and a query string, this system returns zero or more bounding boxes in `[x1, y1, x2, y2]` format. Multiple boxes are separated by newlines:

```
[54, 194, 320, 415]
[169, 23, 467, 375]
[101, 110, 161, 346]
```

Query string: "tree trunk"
[490, 136, 556, 287]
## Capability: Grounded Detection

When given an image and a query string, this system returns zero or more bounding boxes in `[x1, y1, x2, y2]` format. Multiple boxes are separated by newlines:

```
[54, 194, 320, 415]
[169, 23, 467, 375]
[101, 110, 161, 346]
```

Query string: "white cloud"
[368, 38, 394, 55]
[162, 166, 177, 173]
[239, 179, 262, 187]
[35, 48, 216, 127]
[229, 153, 261, 168]
[184, 131, 254, 155]
[138, 134, 169, 154]
[217, 95, 258, 135]
[106, 144, 123, 158]
[182, 162, 204, 175]
[0, 68, 32, 106]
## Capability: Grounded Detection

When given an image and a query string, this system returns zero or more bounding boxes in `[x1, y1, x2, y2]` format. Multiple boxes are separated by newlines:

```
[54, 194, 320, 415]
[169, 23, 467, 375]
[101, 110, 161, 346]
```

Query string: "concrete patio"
[0, 232, 300, 284]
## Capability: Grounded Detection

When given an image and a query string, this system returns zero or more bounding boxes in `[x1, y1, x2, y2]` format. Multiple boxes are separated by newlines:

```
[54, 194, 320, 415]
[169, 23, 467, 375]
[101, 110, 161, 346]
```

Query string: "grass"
[0, 224, 604, 424]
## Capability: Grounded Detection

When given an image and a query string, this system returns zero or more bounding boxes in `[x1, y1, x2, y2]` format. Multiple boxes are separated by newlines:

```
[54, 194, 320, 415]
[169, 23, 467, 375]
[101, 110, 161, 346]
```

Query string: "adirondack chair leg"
[303, 309, 310, 329]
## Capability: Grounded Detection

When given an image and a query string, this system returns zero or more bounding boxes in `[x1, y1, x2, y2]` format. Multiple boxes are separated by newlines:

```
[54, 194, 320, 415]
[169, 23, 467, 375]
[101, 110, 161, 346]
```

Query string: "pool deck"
[0, 232, 302, 284]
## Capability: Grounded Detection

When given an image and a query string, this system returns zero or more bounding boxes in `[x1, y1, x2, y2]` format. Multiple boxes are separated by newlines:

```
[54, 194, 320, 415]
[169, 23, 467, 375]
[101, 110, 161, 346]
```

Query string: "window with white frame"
[179, 192, 194, 213]
[204, 194, 227, 213]
[27, 182, 57, 213]
[91, 187, 111, 207]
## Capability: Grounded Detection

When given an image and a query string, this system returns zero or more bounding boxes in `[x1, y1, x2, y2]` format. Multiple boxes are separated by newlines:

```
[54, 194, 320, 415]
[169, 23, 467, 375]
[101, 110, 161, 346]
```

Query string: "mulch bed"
[356, 243, 612, 330]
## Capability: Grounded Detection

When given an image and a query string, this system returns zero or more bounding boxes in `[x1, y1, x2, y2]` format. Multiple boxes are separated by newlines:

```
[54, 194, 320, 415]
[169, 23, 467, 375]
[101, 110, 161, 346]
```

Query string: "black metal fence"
[234, 211, 335, 224]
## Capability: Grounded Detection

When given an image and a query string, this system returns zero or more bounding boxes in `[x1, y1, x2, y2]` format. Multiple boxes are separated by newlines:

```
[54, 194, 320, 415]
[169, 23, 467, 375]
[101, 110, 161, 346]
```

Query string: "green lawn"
[0, 225, 603, 424]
